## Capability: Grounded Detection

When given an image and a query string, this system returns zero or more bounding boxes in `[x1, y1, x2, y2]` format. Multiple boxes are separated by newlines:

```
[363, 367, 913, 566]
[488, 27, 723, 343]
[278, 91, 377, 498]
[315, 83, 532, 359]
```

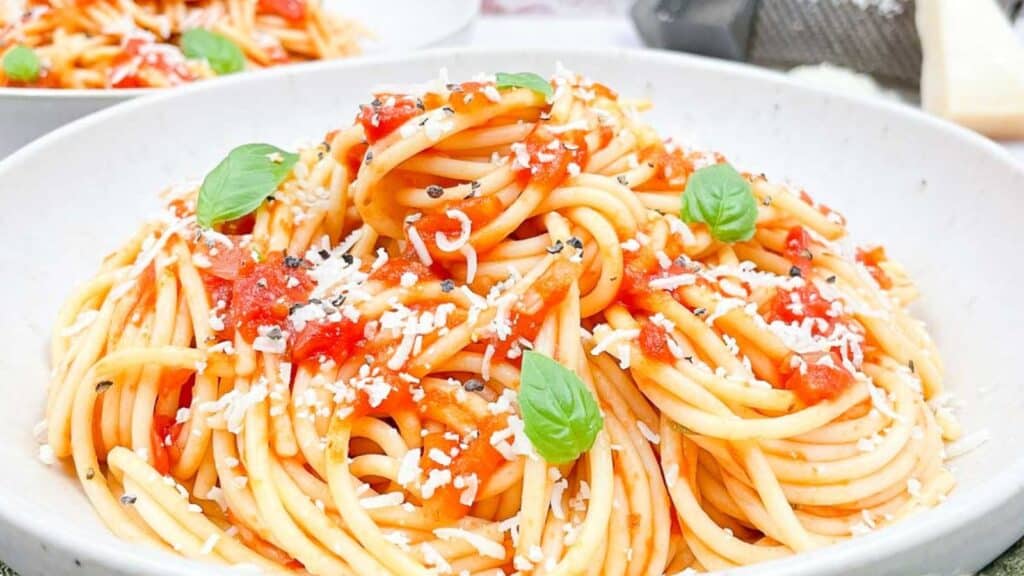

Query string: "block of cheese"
[917, 0, 1024, 140]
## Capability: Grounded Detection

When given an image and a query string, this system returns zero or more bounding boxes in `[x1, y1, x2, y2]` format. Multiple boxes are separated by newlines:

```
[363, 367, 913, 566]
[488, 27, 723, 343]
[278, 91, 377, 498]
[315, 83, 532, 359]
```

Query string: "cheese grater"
[632, 0, 1023, 87]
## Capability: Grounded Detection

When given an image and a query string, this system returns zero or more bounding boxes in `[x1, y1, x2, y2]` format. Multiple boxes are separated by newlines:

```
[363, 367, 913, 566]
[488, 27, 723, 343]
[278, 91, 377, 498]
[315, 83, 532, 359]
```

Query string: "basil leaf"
[196, 143, 298, 228]
[495, 72, 553, 99]
[519, 351, 603, 464]
[3, 45, 41, 83]
[680, 163, 758, 243]
[181, 28, 245, 76]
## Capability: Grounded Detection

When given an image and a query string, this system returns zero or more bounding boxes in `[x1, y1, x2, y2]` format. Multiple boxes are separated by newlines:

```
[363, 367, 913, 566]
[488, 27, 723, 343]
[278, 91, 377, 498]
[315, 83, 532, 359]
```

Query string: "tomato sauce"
[448, 81, 495, 114]
[856, 246, 893, 290]
[357, 97, 421, 144]
[229, 252, 314, 340]
[351, 370, 417, 419]
[781, 351, 854, 405]
[769, 283, 860, 404]
[513, 127, 588, 190]
[109, 37, 193, 89]
[637, 144, 695, 190]
[638, 320, 675, 363]
[768, 283, 836, 335]
[149, 372, 193, 475]
[419, 416, 507, 521]
[617, 247, 695, 310]
[784, 226, 814, 277]
[256, 0, 306, 21]
[412, 195, 504, 258]
[290, 317, 365, 365]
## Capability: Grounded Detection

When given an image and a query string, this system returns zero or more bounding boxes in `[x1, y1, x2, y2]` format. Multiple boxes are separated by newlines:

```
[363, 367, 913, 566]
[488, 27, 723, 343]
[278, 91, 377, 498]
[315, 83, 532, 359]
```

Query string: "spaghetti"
[42, 68, 960, 574]
[0, 0, 365, 88]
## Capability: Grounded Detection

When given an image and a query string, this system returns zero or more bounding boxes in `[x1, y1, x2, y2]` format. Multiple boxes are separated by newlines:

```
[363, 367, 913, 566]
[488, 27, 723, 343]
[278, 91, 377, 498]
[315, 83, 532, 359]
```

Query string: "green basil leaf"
[680, 163, 758, 243]
[3, 45, 41, 83]
[495, 72, 553, 99]
[181, 28, 245, 76]
[196, 143, 298, 228]
[519, 350, 603, 464]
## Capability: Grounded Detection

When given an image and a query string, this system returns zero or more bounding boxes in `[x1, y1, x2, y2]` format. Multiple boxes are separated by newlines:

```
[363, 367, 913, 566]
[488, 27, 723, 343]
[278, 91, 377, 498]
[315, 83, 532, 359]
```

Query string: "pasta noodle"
[0, 0, 365, 88]
[41, 67, 961, 574]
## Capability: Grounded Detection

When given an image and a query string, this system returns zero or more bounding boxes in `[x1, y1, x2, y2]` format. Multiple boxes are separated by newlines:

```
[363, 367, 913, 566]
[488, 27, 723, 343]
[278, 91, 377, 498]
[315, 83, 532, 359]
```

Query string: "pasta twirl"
[42, 68, 959, 574]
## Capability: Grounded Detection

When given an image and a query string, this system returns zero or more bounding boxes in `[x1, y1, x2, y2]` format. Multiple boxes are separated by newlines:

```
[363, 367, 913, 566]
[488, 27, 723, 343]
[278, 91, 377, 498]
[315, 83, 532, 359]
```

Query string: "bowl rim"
[0, 0, 481, 100]
[1, 45, 1023, 576]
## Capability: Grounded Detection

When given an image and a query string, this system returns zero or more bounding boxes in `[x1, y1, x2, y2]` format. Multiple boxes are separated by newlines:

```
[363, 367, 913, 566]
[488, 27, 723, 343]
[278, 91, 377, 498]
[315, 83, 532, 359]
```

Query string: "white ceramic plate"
[1, 48, 1023, 576]
[0, 0, 480, 158]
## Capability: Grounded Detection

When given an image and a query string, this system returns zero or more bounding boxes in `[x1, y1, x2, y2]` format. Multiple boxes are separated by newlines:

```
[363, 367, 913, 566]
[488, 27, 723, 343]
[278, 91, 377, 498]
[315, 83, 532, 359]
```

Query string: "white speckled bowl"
[0, 0, 480, 158]
[1, 48, 1022, 576]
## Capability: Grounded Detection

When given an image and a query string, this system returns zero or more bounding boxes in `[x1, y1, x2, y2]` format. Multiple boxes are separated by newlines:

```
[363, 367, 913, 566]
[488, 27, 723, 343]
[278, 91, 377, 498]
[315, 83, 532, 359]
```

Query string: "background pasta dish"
[40, 67, 963, 574]
[0, 0, 366, 88]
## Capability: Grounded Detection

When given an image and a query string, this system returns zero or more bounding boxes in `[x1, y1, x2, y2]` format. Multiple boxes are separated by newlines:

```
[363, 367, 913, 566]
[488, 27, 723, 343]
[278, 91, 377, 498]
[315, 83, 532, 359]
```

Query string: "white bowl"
[0, 0, 480, 158]
[1, 47, 1023, 576]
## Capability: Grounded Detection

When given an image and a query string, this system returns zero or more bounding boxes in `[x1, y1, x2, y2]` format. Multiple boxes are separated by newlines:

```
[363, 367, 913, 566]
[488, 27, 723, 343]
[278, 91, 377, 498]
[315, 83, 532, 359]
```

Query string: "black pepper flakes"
[762, 196, 773, 207]
[908, 360, 916, 373]
[440, 279, 455, 293]
[267, 326, 283, 340]
[826, 275, 837, 284]
[331, 295, 346, 307]
[546, 240, 565, 254]
[318, 249, 331, 260]
[426, 185, 444, 199]
[693, 307, 707, 317]
[463, 379, 485, 392]
[341, 254, 355, 265]
[789, 266, 803, 278]
[801, 249, 813, 261]
[616, 175, 629, 186]
[567, 237, 583, 250]
[120, 494, 137, 505]
[85, 468, 95, 480]
[364, 150, 374, 165]
[416, 98, 425, 110]
[284, 255, 303, 268]
[95, 380, 113, 393]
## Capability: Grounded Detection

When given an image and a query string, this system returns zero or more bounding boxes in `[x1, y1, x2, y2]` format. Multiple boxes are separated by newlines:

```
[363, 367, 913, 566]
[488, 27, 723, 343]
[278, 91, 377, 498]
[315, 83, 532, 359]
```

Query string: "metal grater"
[632, 0, 1023, 87]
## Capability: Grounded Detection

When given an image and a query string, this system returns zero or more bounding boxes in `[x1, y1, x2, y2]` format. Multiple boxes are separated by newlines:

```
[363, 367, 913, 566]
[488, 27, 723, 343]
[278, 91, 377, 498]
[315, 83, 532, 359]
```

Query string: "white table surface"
[467, 14, 1024, 163]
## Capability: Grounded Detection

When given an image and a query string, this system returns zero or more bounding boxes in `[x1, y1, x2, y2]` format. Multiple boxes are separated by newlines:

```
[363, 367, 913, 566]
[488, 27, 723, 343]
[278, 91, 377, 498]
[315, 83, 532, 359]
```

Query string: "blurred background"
[472, 0, 1024, 155]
